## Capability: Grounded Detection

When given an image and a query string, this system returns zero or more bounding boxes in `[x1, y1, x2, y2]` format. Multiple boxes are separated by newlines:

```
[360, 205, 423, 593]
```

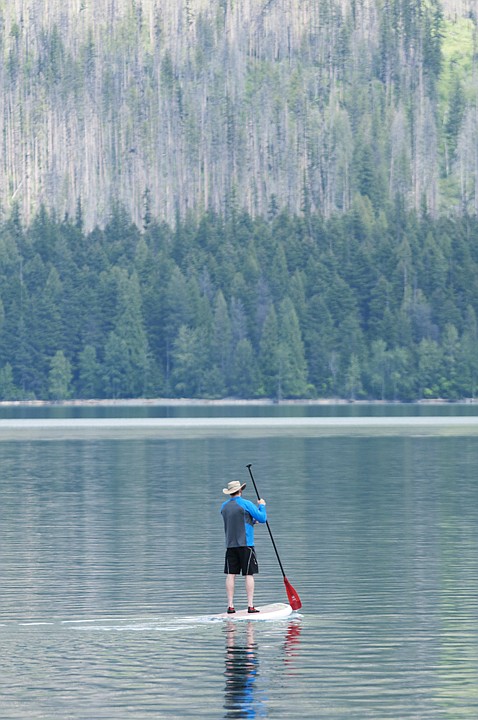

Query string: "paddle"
[246, 464, 302, 610]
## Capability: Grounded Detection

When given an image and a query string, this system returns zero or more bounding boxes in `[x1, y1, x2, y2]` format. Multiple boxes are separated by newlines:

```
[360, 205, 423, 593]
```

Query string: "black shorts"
[224, 546, 259, 576]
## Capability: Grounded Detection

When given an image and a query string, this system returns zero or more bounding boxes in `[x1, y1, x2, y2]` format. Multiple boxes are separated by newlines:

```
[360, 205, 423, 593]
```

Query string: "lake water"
[1, 404, 478, 718]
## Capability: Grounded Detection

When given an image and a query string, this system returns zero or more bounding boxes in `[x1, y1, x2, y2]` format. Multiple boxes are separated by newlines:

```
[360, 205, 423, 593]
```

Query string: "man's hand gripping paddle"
[246, 464, 302, 611]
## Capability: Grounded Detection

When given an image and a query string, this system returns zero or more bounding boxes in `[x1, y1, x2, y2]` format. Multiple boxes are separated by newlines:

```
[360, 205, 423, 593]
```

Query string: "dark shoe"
[227, 607, 236, 614]
[248, 606, 260, 613]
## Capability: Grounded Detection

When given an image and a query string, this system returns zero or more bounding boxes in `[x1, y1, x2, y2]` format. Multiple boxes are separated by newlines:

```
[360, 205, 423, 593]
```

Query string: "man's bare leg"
[245, 575, 255, 607]
[226, 574, 236, 607]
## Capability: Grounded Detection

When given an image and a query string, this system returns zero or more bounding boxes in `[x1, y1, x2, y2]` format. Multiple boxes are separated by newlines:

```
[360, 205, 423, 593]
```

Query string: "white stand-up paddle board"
[211, 602, 293, 621]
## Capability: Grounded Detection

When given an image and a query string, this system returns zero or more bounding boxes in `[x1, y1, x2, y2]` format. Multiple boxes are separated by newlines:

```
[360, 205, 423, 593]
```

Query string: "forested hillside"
[0, 204, 477, 401]
[0, 0, 477, 228]
[1, 1, 478, 402]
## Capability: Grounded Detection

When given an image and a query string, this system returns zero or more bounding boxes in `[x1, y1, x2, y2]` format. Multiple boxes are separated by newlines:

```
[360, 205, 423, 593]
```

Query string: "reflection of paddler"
[223, 622, 263, 718]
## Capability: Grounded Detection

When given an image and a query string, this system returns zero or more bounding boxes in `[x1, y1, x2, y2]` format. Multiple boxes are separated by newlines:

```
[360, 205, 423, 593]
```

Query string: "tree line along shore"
[0, 203, 477, 403]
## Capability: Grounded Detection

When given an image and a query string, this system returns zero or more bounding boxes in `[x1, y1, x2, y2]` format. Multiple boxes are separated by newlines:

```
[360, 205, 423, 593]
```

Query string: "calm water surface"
[1, 407, 478, 718]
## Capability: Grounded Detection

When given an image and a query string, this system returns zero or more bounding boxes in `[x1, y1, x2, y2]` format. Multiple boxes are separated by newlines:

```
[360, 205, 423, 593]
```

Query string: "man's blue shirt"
[221, 497, 267, 547]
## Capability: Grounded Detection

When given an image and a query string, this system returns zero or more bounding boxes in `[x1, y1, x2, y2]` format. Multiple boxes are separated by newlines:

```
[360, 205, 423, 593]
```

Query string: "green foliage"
[78, 345, 100, 399]
[0, 363, 19, 400]
[0, 202, 476, 401]
[48, 350, 72, 400]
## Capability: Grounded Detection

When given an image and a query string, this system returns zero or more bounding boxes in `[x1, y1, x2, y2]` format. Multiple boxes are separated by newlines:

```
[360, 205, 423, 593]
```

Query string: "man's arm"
[240, 497, 267, 523]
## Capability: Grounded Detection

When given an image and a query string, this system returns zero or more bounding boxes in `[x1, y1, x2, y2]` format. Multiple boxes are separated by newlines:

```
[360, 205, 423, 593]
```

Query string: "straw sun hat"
[222, 480, 246, 495]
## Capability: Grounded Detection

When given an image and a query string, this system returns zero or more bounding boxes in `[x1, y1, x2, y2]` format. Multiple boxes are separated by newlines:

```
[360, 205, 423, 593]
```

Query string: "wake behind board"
[212, 602, 293, 621]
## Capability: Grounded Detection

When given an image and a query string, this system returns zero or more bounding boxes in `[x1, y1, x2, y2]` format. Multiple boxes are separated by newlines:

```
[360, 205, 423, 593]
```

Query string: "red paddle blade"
[284, 577, 302, 610]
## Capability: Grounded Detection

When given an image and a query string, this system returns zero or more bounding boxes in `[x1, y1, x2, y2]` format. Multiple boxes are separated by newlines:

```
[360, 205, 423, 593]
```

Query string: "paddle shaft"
[246, 464, 302, 611]
[246, 463, 286, 578]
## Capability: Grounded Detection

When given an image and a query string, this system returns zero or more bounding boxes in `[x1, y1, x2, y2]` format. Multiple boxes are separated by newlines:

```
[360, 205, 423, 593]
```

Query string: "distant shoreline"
[0, 397, 476, 407]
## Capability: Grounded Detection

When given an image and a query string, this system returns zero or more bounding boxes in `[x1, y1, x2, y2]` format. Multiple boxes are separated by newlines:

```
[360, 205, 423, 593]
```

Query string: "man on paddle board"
[221, 480, 267, 614]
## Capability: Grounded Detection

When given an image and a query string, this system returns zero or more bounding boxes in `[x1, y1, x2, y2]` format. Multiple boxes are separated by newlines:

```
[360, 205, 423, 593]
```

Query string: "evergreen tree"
[193, 291, 218, 397]
[0, 363, 18, 400]
[230, 296, 249, 345]
[368, 276, 397, 345]
[459, 306, 478, 398]
[230, 339, 259, 398]
[48, 350, 72, 400]
[417, 338, 443, 398]
[276, 297, 309, 398]
[368, 339, 389, 400]
[345, 354, 362, 400]
[78, 344, 101, 399]
[303, 294, 336, 396]
[211, 290, 232, 389]
[440, 322, 460, 398]
[109, 272, 149, 397]
[171, 325, 201, 397]
[258, 305, 280, 399]
[103, 332, 128, 399]
[445, 75, 466, 167]
[388, 347, 414, 401]
[163, 266, 194, 387]
[269, 244, 289, 303]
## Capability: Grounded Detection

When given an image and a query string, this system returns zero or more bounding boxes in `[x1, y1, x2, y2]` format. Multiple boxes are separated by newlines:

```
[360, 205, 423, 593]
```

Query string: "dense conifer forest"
[0, 203, 477, 401]
[0, 0, 477, 401]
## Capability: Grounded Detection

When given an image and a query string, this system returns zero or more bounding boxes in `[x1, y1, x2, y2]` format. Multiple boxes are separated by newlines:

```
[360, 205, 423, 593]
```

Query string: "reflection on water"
[223, 620, 302, 718]
[2, 410, 478, 718]
[2, 402, 478, 420]
[283, 620, 302, 668]
[224, 622, 263, 718]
